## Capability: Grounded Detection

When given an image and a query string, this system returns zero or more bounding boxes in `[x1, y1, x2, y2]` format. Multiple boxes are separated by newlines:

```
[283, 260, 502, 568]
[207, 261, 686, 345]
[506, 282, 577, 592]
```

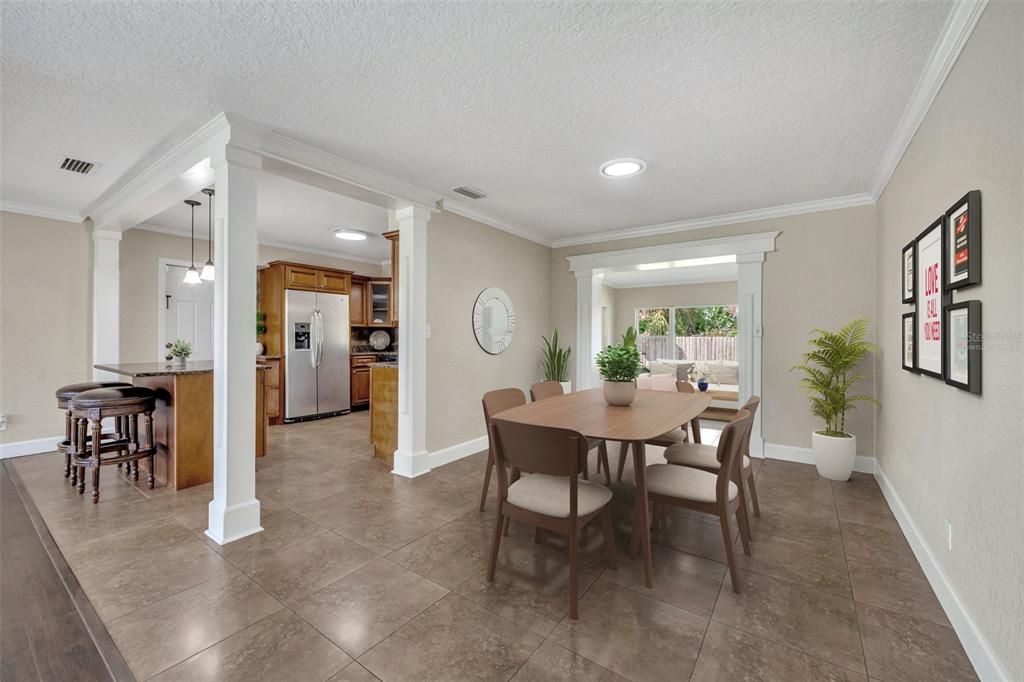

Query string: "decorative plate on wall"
[472, 287, 516, 354]
[369, 329, 391, 350]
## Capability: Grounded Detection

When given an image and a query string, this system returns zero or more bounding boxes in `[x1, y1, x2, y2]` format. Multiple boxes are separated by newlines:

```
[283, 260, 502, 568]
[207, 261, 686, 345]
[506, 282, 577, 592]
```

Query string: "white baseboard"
[0, 435, 63, 460]
[875, 464, 1008, 682]
[762, 442, 875, 474]
[428, 435, 488, 469]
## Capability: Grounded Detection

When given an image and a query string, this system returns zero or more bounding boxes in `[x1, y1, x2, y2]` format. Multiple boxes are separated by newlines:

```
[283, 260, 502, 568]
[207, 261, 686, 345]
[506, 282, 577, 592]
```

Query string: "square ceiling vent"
[58, 156, 99, 175]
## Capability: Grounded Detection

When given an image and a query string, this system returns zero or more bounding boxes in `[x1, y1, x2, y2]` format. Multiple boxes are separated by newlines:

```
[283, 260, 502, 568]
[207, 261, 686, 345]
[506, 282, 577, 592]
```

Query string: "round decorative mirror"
[472, 287, 516, 354]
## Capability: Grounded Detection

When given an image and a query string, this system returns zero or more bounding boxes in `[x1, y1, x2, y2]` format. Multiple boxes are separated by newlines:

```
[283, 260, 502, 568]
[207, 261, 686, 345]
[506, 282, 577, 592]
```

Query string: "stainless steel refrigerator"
[284, 289, 350, 421]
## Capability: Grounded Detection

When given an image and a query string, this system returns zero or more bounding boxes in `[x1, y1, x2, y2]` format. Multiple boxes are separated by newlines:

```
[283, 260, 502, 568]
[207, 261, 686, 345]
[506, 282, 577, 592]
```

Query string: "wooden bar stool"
[56, 381, 131, 485]
[69, 386, 157, 503]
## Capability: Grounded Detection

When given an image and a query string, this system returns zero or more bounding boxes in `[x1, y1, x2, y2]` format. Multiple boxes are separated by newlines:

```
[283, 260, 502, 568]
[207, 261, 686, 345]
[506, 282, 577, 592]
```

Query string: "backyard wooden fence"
[637, 335, 737, 362]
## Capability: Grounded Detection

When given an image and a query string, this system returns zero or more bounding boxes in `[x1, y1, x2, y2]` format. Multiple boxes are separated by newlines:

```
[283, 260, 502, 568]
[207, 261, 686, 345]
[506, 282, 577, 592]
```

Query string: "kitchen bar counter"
[369, 364, 397, 462]
[93, 362, 268, 490]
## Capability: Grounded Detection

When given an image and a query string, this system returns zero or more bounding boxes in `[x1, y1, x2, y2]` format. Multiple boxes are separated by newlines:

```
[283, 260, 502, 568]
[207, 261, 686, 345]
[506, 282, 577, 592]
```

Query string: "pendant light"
[183, 199, 202, 284]
[199, 188, 215, 280]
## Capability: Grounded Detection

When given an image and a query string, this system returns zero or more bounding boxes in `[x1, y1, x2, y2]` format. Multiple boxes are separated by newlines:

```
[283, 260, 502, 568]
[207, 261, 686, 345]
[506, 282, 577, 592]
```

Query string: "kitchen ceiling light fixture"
[600, 157, 646, 178]
[334, 228, 368, 241]
[183, 199, 202, 284]
[200, 188, 215, 281]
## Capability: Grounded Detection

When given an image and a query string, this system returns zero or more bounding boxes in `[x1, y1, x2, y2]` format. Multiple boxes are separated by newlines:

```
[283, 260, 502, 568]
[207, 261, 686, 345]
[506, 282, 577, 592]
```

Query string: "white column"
[92, 229, 122, 381]
[736, 253, 764, 456]
[206, 145, 262, 544]
[392, 205, 431, 477]
[573, 270, 603, 389]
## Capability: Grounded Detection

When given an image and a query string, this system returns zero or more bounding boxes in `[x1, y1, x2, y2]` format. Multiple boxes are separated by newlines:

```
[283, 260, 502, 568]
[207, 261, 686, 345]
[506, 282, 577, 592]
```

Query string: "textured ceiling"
[144, 172, 392, 261]
[1, 1, 952, 240]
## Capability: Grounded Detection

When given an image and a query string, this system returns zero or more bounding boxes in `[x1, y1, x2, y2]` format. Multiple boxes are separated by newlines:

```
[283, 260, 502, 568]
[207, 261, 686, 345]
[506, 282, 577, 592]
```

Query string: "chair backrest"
[529, 381, 564, 402]
[675, 380, 695, 394]
[490, 419, 587, 479]
[482, 388, 527, 459]
[713, 409, 753, 500]
[738, 395, 760, 457]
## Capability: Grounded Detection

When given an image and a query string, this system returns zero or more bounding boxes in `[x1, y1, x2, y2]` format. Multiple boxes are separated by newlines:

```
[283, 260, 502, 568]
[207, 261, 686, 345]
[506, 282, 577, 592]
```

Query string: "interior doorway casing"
[566, 231, 778, 456]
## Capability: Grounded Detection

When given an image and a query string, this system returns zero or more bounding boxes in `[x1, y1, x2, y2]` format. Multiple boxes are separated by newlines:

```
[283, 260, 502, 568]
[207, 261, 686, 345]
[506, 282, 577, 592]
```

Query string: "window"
[635, 305, 737, 361]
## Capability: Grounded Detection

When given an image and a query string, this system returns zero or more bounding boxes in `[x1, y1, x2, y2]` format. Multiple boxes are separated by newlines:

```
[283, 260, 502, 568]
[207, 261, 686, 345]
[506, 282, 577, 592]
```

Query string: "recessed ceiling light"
[334, 228, 368, 241]
[600, 157, 646, 178]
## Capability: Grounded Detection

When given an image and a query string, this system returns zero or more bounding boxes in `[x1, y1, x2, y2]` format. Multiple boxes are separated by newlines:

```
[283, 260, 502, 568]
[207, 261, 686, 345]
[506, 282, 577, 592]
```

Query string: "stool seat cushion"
[71, 386, 156, 409]
[56, 381, 132, 400]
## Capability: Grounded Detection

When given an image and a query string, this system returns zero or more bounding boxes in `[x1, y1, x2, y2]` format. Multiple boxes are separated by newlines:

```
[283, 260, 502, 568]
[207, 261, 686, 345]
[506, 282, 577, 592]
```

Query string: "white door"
[164, 264, 214, 361]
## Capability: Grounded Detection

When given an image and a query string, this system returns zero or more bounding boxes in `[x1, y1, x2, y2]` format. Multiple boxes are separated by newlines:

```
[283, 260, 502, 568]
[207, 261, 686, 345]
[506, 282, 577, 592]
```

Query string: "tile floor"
[11, 412, 977, 681]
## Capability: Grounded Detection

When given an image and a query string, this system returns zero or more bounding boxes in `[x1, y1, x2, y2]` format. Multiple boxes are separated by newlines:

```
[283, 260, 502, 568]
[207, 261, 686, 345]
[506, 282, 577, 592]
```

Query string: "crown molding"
[567, 231, 779, 275]
[0, 201, 84, 224]
[441, 198, 553, 247]
[869, 0, 989, 200]
[552, 194, 873, 249]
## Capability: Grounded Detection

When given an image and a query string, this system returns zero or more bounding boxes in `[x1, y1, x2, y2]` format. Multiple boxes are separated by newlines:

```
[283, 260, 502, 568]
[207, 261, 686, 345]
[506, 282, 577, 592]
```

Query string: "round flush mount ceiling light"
[600, 157, 646, 178]
[334, 228, 368, 241]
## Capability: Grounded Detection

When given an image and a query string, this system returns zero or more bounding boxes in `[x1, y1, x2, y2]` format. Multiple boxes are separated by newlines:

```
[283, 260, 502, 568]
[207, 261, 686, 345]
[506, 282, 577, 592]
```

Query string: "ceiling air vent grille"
[452, 186, 487, 200]
[59, 157, 98, 175]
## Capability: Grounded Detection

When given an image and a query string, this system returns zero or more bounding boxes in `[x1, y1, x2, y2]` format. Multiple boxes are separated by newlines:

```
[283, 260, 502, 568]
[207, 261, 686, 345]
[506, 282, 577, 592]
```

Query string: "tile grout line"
[835, 479, 872, 680]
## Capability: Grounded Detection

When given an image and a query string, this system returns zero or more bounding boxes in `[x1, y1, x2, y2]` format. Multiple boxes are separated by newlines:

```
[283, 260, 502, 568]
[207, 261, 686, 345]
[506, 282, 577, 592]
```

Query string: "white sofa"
[644, 360, 740, 418]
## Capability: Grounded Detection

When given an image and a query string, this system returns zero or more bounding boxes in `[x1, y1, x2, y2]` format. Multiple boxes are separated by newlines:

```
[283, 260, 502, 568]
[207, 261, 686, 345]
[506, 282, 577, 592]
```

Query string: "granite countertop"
[369, 362, 399, 368]
[257, 354, 282, 360]
[95, 361, 213, 377]
[96, 361, 274, 377]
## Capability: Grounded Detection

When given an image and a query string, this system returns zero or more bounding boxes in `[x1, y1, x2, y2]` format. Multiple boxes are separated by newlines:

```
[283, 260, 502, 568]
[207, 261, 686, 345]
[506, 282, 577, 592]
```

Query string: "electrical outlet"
[425, 324, 431, 339]
[945, 519, 953, 552]
[0, 415, 6, 431]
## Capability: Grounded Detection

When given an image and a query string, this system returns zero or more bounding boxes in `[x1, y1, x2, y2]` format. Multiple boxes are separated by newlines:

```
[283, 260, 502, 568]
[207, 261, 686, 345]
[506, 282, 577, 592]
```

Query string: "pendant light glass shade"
[183, 199, 202, 285]
[200, 188, 215, 280]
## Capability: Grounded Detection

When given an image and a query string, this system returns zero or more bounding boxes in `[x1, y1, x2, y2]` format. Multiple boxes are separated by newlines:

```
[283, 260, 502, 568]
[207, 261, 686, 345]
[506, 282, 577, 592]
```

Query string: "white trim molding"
[762, 442, 875, 475]
[552, 195, 870, 248]
[869, 0, 989, 199]
[428, 435, 488, 471]
[0, 201, 84, 223]
[442, 198, 553, 248]
[875, 463, 1008, 682]
[0, 436, 63, 459]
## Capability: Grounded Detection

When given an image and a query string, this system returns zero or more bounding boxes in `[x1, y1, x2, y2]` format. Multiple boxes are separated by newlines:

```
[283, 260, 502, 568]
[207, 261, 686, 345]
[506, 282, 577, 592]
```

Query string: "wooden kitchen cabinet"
[284, 264, 319, 290]
[351, 354, 376, 408]
[277, 261, 351, 294]
[318, 269, 351, 294]
[368, 280, 392, 326]
[383, 230, 399, 324]
[350, 276, 367, 326]
[260, 357, 282, 425]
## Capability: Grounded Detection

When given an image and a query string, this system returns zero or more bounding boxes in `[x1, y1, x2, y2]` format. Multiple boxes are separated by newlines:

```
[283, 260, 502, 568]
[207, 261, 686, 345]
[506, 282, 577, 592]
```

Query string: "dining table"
[494, 387, 712, 588]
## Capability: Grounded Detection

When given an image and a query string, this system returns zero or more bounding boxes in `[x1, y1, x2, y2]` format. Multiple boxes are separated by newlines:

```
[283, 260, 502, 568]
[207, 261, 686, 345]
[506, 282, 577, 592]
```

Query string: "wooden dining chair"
[479, 388, 528, 512]
[487, 419, 617, 619]
[663, 396, 762, 519]
[529, 381, 612, 485]
[645, 409, 753, 593]
[614, 380, 696, 482]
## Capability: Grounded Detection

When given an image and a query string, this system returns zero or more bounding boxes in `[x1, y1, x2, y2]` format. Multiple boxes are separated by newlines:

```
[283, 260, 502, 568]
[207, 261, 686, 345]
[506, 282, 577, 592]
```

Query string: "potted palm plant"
[595, 342, 643, 406]
[793, 319, 878, 481]
[165, 339, 193, 368]
[540, 330, 572, 393]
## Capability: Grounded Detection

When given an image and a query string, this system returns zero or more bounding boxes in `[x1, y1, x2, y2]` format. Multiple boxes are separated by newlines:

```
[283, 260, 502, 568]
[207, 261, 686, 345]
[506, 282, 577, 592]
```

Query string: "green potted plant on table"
[256, 312, 268, 356]
[595, 342, 644, 406]
[166, 339, 193, 368]
[540, 330, 572, 393]
[793, 319, 878, 481]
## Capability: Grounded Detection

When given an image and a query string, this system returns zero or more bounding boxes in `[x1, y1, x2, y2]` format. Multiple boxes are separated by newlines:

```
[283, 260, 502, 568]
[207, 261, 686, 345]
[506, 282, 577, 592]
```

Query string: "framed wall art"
[901, 311, 917, 372]
[901, 240, 915, 303]
[915, 216, 946, 378]
[944, 300, 981, 394]
[944, 190, 981, 290]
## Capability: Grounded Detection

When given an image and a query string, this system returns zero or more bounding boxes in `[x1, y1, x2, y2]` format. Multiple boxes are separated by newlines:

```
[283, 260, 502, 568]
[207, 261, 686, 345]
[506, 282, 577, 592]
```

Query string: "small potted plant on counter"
[166, 339, 193, 368]
[540, 329, 572, 393]
[256, 312, 268, 356]
[595, 341, 643, 406]
[793, 318, 878, 481]
[687, 362, 717, 392]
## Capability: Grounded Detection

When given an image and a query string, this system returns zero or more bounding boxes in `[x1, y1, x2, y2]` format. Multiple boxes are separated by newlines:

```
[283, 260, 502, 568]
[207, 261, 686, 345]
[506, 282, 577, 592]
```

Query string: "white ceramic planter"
[172, 356, 188, 368]
[256, 341, 265, 356]
[559, 381, 572, 394]
[603, 380, 636, 406]
[812, 431, 856, 481]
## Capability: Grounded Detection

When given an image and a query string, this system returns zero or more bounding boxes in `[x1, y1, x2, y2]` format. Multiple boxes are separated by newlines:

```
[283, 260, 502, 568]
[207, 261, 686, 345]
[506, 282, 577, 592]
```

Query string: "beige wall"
[875, 3, 1023, 677]
[551, 205, 878, 454]
[611, 281, 737, 340]
[426, 211, 551, 451]
[119, 228, 387, 362]
[0, 212, 93, 444]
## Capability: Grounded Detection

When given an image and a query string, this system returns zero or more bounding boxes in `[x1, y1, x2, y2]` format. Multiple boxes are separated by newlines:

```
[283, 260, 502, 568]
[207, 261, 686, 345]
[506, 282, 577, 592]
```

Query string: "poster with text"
[916, 218, 944, 377]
